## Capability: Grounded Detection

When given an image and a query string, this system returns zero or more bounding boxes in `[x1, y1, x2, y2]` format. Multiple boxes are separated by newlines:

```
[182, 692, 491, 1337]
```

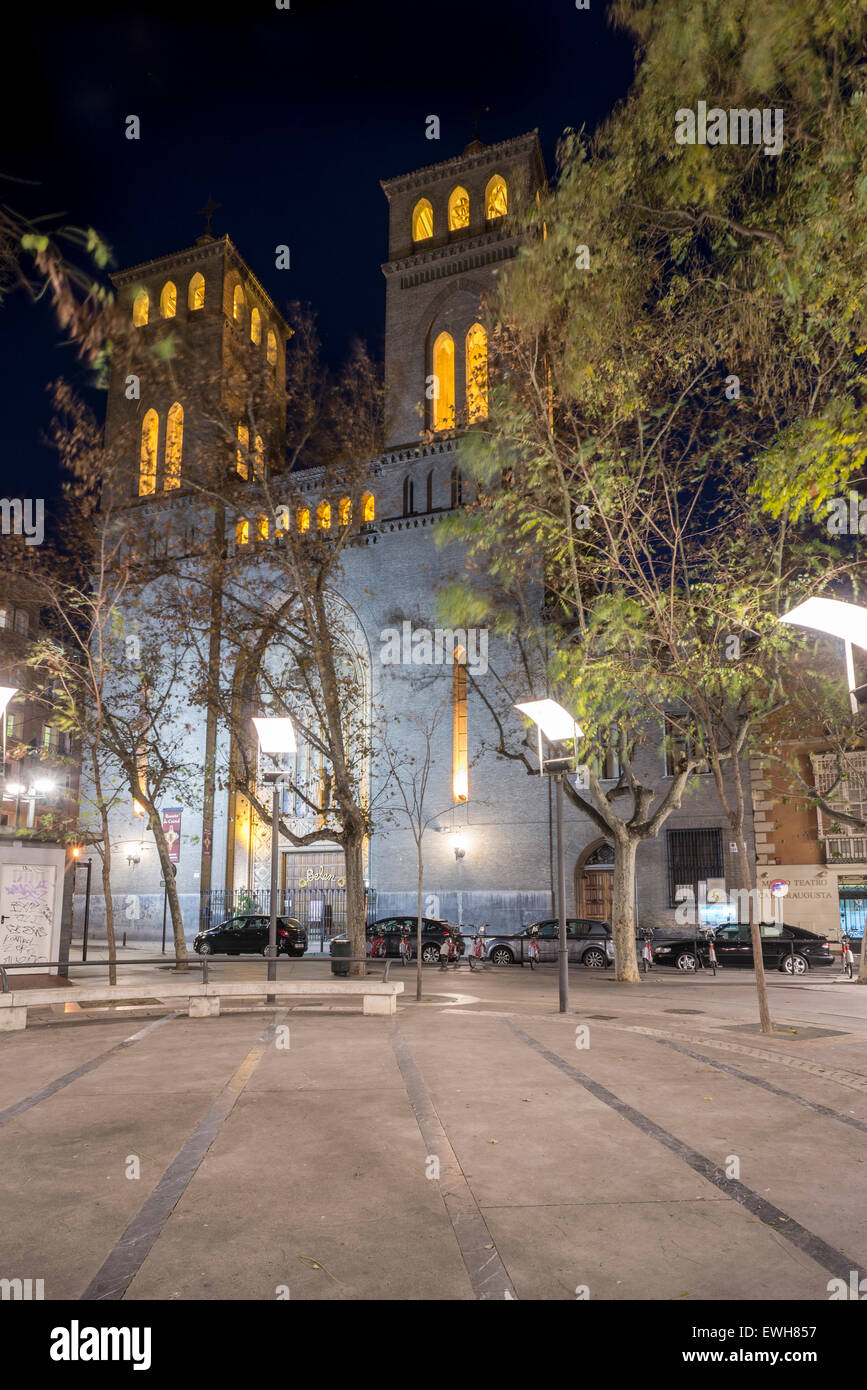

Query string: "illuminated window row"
[412, 175, 507, 243]
[133, 274, 205, 326]
[231, 284, 279, 364]
[431, 324, 488, 431]
[235, 494, 375, 545]
[138, 404, 184, 495]
[235, 425, 265, 481]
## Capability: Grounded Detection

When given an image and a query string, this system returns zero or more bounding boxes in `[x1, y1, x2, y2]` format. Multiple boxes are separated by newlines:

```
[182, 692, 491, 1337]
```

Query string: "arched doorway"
[575, 840, 614, 920]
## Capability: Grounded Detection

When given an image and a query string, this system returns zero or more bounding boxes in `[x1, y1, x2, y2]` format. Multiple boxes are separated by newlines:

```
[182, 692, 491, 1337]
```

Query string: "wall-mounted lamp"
[453, 833, 467, 861]
[126, 841, 142, 869]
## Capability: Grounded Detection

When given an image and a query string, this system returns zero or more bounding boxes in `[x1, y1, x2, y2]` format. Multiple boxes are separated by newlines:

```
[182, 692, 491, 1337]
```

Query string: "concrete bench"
[0, 977, 404, 1030]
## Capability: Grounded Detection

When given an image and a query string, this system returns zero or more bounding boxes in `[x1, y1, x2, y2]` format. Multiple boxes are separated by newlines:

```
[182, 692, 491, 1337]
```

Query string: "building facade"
[77, 132, 757, 946]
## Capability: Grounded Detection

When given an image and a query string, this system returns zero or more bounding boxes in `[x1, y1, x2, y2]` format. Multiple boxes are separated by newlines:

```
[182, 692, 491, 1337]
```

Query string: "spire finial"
[197, 195, 221, 240]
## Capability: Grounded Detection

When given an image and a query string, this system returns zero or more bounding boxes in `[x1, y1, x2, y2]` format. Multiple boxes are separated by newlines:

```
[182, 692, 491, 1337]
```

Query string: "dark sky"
[0, 0, 635, 507]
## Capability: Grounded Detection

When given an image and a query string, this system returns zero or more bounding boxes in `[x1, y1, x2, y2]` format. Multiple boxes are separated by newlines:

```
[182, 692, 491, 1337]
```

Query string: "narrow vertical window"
[164, 403, 183, 488]
[160, 282, 177, 318]
[485, 174, 508, 220]
[448, 185, 470, 231]
[338, 497, 351, 526]
[253, 435, 265, 478]
[450, 466, 463, 508]
[412, 198, 434, 242]
[139, 409, 158, 495]
[256, 514, 269, 541]
[452, 646, 468, 803]
[188, 272, 205, 310]
[403, 477, 414, 515]
[251, 307, 262, 345]
[297, 506, 310, 532]
[236, 423, 249, 479]
[432, 332, 455, 431]
[361, 492, 375, 523]
[236, 517, 249, 546]
[132, 290, 149, 326]
[466, 323, 488, 423]
[317, 499, 331, 529]
[232, 284, 245, 324]
[266, 329, 278, 365]
[426, 471, 433, 512]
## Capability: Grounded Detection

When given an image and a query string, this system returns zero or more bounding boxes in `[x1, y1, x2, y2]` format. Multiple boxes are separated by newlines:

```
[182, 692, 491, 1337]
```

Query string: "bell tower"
[380, 130, 546, 449]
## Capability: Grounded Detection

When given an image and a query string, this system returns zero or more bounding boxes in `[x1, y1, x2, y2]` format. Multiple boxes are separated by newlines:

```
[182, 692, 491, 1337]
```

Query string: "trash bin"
[330, 935, 351, 977]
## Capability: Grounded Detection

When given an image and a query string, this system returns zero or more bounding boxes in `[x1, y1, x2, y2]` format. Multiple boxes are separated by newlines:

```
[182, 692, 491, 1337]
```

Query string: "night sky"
[1, 0, 635, 508]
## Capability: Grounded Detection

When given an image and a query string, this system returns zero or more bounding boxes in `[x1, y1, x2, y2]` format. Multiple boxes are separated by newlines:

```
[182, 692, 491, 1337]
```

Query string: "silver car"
[485, 919, 614, 968]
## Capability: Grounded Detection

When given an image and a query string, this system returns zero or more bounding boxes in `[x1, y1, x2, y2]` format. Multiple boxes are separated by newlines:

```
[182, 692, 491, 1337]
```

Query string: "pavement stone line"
[619, 1024, 867, 1094]
[503, 1019, 865, 1287]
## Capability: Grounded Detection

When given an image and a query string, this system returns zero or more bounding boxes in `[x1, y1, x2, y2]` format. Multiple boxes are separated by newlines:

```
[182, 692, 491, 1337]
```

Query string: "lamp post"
[515, 699, 583, 1013]
[253, 717, 297, 991]
[780, 598, 867, 715]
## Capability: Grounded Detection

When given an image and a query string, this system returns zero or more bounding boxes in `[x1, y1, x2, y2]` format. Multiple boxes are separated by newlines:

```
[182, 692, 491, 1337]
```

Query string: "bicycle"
[698, 926, 718, 976]
[399, 931, 412, 966]
[468, 926, 487, 972]
[842, 932, 856, 980]
[527, 929, 540, 970]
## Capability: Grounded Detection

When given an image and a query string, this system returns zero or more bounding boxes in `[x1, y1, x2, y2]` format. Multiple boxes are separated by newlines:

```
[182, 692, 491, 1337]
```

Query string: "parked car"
[486, 919, 615, 968]
[366, 916, 464, 963]
[193, 914, 307, 957]
[652, 921, 834, 974]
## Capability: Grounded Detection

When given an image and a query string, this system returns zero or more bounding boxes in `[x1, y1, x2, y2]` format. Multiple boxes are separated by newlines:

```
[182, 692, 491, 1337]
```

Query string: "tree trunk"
[612, 836, 640, 982]
[344, 828, 366, 977]
[416, 839, 424, 1002]
[735, 828, 773, 1033]
[92, 752, 117, 985]
[148, 811, 188, 970]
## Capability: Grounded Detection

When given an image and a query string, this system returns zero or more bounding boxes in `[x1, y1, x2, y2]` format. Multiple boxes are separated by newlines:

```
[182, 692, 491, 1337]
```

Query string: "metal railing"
[0, 953, 394, 994]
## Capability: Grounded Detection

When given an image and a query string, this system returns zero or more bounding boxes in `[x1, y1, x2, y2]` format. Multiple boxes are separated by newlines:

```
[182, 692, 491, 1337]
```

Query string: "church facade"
[83, 132, 756, 947]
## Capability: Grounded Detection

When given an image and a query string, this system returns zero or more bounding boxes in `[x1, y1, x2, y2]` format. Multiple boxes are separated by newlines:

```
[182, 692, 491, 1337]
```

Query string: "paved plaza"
[2, 956, 866, 1301]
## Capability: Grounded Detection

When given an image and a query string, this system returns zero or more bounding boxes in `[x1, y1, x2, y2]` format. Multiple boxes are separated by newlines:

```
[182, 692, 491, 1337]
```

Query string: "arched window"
[188, 272, 205, 310]
[448, 185, 470, 231]
[164, 403, 183, 488]
[250, 307, 262, 345]
[452, 646, 468, 803]
[266, 329, 278, 365]
[139, 410, 158, 495]
[361, 492, 375, 523]
[338, 497, 351, 526]
[426, 471, 434, 512]
[256, 514, 269, 541]
[236, 423, 249, 479]
[160, 282, 177, 318]
[317, 499, 331, 529]
[236, 517, 249, 546]
[132, 290, 149, 327]
[297, 506, 310, 533]
[412, 198, 434, 242]
[232, 284, 245, 324]
[403, 476, 414, 515]
[450, 466, 463, 508]
[432, 332, 455, 431]
[466, 323, 488, 423]
[485, 174, 508, 220]
[253, 435, 264, 478]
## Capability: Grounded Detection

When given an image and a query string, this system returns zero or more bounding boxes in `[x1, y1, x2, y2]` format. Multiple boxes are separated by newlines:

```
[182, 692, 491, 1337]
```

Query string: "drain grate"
[664, 1009, 705, 1015]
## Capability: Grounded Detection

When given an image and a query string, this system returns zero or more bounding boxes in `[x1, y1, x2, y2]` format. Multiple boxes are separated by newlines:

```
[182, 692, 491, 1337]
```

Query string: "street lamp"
[253, 715, 297, 987]
[780, 598, 867, 715]
[515, 698, 583, 1013]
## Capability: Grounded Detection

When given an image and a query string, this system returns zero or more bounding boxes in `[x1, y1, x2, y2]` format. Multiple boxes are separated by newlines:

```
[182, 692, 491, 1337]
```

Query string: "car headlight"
[655, 945, 671, 954]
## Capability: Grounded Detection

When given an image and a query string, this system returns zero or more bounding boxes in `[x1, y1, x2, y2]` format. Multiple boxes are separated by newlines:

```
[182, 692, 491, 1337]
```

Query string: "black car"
[193, 914, 307, 957]
[653, 922, 834, 974]
[486, 919, 614, 968]
[366, 916, 464, 963]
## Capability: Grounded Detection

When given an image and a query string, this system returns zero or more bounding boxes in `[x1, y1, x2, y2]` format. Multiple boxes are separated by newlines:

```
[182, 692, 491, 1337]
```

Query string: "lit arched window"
[253, 435, 264, 478]
[132, 290, 149, 327]
[256, 514, 269, 541]
[448, 186, 470, 231]
[453, 645, 468, 803]
[297, 506, 310, 533]
[232, 284, 245, 324]
[139, 410, 158, 495]
[250, 307, 262, 345]
[486, 174, 508, 220]
[412, 198, 434, 242]
[188, 272, 205, 310]
[160, 282, 177, 318]
[236, 517, 249, 546]
[432, 332, 455, 431]
[236, 423, 249, 480]
[466, 324, 488, 423]
[338, 497, 351, 526]
[266, 329, 278, 365]
[361, 492, 375, 523]
[165, 403, 183, 488]
[317, 499, 331, 529]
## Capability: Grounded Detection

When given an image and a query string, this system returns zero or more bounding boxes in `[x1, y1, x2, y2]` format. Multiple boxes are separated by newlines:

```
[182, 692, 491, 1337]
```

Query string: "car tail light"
[278, 928, 290, 938]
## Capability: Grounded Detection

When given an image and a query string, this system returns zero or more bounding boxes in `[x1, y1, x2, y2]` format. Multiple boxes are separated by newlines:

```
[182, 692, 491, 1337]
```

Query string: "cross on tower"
[468, 105, 490, 143]
[198, 195, 221, 238]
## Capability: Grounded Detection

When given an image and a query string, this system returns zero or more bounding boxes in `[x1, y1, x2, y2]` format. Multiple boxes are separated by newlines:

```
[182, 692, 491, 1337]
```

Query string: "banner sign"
[162, 808, 182, 863]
